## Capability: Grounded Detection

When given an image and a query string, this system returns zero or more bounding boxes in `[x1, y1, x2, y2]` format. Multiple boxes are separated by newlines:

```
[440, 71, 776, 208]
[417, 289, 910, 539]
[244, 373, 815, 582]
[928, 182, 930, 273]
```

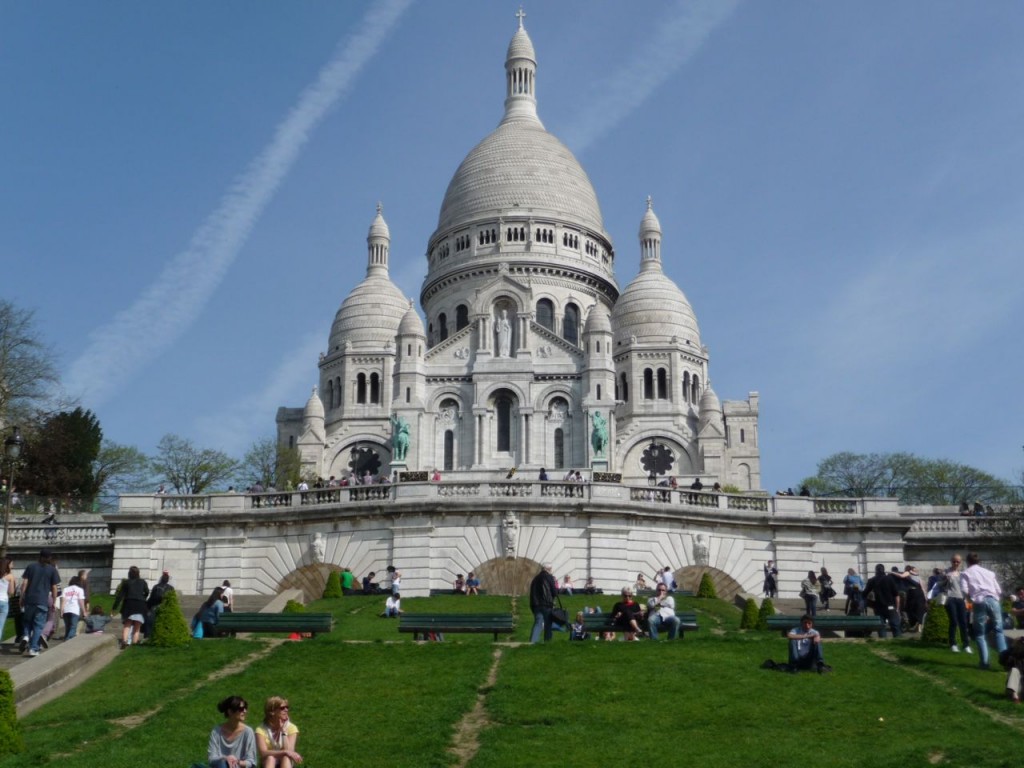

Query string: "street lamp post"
[1, 426, 25, 560]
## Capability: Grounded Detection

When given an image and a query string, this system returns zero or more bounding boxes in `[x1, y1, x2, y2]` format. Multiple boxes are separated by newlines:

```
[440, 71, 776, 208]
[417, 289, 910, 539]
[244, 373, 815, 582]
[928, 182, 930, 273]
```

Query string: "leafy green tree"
[0, 669, 22, 755]
[0, 299, 59, 429]
[21, 407, 102, 499]
[93, 440, 153, 495]
[323, 571, 342, 598]
[151, 434, 238, 494]
[238, 437, 302, 490]
[802, 451, 1012, 504]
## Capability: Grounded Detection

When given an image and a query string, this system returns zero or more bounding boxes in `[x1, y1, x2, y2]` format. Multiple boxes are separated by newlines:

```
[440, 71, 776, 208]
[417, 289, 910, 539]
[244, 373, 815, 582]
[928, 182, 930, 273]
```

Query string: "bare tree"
[0, 299, 59, 428]
[151, 434, 238, 494]
[93, 440, 154, 495]
[238, 437, 301, 490]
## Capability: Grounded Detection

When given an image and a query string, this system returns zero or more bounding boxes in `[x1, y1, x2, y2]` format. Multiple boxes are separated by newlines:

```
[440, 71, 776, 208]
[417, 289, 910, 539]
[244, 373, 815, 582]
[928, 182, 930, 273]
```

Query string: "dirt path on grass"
[870, 647, 1024, 734]
[448, 646, 504, 768]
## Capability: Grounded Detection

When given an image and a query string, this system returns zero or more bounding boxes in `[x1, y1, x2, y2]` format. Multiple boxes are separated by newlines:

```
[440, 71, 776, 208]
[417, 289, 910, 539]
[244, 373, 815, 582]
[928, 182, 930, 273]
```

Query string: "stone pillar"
[391, 519, 434, 597]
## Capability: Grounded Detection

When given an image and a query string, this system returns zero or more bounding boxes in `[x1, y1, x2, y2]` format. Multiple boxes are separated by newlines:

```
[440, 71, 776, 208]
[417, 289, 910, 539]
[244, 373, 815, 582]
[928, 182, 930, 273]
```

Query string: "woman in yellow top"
[255, 696, 303, 767]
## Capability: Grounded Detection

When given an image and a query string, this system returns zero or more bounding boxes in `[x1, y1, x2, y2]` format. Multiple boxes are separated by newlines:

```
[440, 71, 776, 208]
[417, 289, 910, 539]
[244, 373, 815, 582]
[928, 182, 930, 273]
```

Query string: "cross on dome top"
[516, 7, 526, 29]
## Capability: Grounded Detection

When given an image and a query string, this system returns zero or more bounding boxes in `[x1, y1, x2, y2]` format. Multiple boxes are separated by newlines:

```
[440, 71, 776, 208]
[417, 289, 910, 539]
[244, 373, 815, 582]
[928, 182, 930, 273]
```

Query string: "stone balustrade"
[7, 523, 112, 544]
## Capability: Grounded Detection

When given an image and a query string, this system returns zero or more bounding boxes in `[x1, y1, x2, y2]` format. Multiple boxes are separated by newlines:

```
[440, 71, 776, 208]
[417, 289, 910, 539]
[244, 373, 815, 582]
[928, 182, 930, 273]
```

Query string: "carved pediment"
[425, 324, 476, 366]
[530, 321, 583, 360]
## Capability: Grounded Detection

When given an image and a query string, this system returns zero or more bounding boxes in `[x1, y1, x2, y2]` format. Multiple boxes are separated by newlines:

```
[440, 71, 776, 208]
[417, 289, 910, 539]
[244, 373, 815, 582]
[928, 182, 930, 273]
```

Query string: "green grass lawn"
[3, 594, 1022, 767]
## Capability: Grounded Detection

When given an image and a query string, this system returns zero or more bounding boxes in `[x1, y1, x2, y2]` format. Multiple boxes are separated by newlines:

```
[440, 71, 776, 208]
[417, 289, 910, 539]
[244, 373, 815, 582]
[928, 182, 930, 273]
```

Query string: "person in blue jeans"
[960, 552, 1008, 669]
[529, 563, 557, 643]
[788, 614, 827, 672]
[19, 548, 60, 657]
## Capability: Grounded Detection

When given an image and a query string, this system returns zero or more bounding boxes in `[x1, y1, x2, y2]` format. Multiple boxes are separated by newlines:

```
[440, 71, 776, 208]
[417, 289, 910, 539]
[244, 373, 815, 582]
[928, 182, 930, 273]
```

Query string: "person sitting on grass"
[382, 592, 402, 618]
[84, 605, 112, 633]
[207, 695, 257, 768]
[466, 572, 480, 595]
[256, 696, 303, 767]
[787, 614, 829, 673]
[453, 574, 466, 594]
[611, 587, 644, 641]
[1001, 636, 1024, 703]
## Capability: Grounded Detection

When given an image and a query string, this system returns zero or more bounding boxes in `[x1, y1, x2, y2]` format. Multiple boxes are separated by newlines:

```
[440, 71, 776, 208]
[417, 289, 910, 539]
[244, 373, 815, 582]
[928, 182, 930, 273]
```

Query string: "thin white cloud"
[193, 331, 325, 457]
[66, 0, 414, 406]
[561, 0, 741, 154]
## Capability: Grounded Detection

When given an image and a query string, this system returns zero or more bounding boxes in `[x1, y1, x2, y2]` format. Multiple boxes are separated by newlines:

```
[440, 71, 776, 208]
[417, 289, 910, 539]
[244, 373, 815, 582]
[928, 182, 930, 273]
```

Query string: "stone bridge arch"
[674, 565, 743, 601]
[474, 556, 541, 596]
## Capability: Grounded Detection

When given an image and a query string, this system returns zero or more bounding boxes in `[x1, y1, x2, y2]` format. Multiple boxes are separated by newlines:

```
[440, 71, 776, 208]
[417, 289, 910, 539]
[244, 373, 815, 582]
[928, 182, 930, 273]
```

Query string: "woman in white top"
[61, 574, 88, 639]
[221, 580, 234, 612]
[0, 558, 14, 642]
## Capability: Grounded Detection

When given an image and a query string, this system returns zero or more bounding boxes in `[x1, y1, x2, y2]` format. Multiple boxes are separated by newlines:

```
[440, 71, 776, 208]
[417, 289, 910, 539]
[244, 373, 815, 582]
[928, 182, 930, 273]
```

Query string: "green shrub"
[283, 599, 307, 613]
[920, 599, 950, 646]
[696, 572, 717, 599]
[739, 597, 759, 629]
[0, 669, 23, 755]
[720, 483, 742, 494]
[323, 570, 343, 598]
[756, 598, 776, 630]
[149, 588, 192, 648]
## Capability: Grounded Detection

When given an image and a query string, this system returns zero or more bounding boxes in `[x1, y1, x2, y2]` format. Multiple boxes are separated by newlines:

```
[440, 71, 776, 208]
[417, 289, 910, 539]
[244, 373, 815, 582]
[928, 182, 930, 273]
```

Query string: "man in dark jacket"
[20, 548, 60, 657]
[529, 563, 557, 643]
[865, 564, 901, 637]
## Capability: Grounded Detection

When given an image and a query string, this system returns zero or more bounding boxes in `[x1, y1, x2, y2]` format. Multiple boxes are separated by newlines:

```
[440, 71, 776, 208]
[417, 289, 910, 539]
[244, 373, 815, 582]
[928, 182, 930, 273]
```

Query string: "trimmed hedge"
[756, 598, 776, 630]
[920, 598, 950, 646]
[0, 670, 23, 755]
[696, 572, 717, 599]
[323, 571, 343, 598]
[149, 588, 191, 648]
[739, 598, 759, 629]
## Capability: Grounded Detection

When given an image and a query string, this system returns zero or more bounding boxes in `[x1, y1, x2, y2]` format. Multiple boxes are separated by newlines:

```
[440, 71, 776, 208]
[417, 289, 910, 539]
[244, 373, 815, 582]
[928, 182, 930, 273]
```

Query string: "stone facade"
[277, 18, 760, 489]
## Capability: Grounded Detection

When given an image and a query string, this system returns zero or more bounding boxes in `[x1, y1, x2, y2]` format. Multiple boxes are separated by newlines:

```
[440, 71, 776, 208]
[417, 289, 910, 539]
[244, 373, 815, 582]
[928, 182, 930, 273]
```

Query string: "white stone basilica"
[278, 18, 760, 489]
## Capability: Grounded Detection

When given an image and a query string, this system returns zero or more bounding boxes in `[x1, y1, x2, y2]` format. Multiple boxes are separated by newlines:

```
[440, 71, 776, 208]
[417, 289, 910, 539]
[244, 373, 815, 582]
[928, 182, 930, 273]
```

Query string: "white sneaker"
[951, 645, 960, 653]
[966, 646, 973, 654]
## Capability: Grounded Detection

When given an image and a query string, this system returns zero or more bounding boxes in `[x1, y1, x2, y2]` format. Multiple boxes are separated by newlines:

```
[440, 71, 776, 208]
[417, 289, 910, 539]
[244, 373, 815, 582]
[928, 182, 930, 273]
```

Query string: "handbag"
[550, 596, 569, 626]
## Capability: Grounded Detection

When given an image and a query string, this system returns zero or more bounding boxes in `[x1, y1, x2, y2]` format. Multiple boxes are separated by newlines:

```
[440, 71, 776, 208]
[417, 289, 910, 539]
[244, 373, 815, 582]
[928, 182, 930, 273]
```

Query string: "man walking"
[960, 551, 1008, 669]
[20, 548, 60, 657]
[941, 554, 972, 654]
[529, 563, 557, 643]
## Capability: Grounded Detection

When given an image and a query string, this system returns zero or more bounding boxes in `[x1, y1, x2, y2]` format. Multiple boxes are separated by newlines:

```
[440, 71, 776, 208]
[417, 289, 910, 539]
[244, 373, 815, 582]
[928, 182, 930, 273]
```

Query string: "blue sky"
[3, 1, 1022, 491]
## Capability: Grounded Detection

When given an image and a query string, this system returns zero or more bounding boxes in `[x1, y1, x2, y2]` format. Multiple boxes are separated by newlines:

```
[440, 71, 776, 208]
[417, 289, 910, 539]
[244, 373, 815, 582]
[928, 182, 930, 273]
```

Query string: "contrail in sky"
[66, 0, 414, 405]
[562, 0, 741, 154]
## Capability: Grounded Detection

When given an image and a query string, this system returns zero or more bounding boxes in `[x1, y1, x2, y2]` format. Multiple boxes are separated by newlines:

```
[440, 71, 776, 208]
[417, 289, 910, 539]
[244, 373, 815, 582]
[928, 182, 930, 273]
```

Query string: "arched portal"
[674, 565, 744, 601]
[473, 557, 543, 596]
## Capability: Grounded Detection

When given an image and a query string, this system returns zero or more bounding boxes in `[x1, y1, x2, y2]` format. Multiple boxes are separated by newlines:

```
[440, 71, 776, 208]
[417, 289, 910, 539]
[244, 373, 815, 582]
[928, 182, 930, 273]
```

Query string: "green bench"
[766, 614, 883, 637]
[636, 589, 695, 599]
[428, 589, 488, 596]
[581, 611, 699, 639]
[214, 612, 334, 637]
[398, 613, 514, 641]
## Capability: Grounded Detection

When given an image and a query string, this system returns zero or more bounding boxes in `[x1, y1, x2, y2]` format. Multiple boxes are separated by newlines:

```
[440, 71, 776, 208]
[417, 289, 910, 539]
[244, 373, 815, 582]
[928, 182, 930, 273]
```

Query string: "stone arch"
[278, 563, 341, 603]
[675, 565, 744, 601]
[325, 438, 389, 480]
[474, 556, 541, 596]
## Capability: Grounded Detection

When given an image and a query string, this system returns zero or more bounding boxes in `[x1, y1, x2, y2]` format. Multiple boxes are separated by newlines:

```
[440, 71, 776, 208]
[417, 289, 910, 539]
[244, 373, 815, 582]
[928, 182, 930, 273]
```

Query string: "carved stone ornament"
[502, 510, 519, 558]
[692, 534, 709, 567]
[311, 532, 326, 565]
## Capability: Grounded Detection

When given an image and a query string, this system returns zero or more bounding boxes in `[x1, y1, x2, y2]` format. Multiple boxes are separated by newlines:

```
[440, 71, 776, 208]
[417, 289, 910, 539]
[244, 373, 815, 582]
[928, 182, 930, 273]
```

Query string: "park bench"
[635, 589, 695, 599]
[398, 612, 514, 641]
[580, 611, 700, 639]
[766, 614, 884, 638]
[428, 589, 488, 596]
[214, 612, 334, 637]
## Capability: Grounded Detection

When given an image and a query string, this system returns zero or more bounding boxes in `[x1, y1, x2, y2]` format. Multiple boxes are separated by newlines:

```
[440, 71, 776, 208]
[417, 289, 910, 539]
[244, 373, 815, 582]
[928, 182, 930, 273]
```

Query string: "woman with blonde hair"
[255, 696, 303, 767]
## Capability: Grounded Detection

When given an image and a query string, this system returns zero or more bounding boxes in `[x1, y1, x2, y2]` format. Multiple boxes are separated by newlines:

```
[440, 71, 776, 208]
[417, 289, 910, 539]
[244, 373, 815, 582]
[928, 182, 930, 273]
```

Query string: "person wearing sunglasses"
[256, 696, 303, 767]
[207, 696, 256, 768]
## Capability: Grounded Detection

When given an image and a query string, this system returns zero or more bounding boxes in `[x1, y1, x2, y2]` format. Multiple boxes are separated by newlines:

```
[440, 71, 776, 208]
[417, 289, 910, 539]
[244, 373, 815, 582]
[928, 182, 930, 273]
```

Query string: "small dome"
[507, 25, 535, 62]
[304, 387, 324, 420]
[639, 199, 662, 239]
[583, 303, 612, 335]
[699, 385, 721, 415]
[329, 275, 407, 349]
[611, 271, 700, 347]
[398, 301, 426, 337]
[368, 203, 390, 241]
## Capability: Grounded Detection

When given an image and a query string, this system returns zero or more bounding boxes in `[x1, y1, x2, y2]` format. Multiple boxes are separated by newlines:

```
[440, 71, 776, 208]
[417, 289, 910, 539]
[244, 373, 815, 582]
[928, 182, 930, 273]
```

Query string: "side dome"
[436, 121, 605, 235]
[583, 303, 612, 335]
[329, 276, 407, 349]
[303, 386, 325, 421]
[699, 385, 724, 432]
[398, 301, 426, 337]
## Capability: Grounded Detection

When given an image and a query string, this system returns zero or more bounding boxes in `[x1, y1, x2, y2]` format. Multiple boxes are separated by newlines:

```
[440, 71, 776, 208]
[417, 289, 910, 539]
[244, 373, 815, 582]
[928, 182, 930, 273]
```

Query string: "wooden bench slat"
[398, 612, 515, 641]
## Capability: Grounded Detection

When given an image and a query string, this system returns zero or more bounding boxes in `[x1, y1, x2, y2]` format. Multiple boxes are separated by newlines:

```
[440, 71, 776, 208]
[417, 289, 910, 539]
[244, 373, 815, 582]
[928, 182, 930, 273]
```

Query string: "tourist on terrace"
[799, 571, 819, 617]
[690, 478, 704, 491]
[112, 564, 149, 649]
[256, 696, 303, 768]
[196, 587, 226, 639]
[207, 695, 257, 768]
[538, 467, 548, 481]
[818, 567, 835, 612]
[960, 551, 1007, 669]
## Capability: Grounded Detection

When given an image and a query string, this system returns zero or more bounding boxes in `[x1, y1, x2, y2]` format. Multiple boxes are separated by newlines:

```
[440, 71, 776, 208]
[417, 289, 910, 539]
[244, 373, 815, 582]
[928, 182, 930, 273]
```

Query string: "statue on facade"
[591, 411, 608, 457]
[311, 532, 326, 564]
[391, 413, 411, 462]
[502, 510, 519, 558]
[692, 534, 709, 566]
[496, 309, 512, 357]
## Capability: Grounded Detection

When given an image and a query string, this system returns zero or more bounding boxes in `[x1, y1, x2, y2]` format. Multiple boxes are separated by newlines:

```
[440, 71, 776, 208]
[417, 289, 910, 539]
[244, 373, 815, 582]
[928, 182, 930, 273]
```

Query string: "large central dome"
[433, 19, 606, 238]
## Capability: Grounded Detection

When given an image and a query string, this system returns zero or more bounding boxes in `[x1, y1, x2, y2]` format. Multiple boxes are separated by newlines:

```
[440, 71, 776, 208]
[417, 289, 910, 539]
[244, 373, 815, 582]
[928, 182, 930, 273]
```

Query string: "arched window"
[405, 387, 411, 403]
[439, 313, 448, 341]
[356, 373, 367, 404]
[643, 368, 654, 399]
[326, 379, 334, 409]
[657, 368, 667, 399]
[691, 374, 700, 403]
[370, 373, 380, 404]
[563, 303, 579, 346]
[536, 298, 554, 331]
[596, 384, 602, 400]
[444, 430, 455, 471]
[620, 372, 629, 402]
[683, 372, 690, 404]
[554, 428, 564, 469]
[456, 304, 469, 331]
[495, 394, 513, 452]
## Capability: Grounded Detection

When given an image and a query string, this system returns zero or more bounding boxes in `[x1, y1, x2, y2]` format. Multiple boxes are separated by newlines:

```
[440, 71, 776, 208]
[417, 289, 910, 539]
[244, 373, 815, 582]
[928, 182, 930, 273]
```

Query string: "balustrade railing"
[728, 495, 769, 512]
